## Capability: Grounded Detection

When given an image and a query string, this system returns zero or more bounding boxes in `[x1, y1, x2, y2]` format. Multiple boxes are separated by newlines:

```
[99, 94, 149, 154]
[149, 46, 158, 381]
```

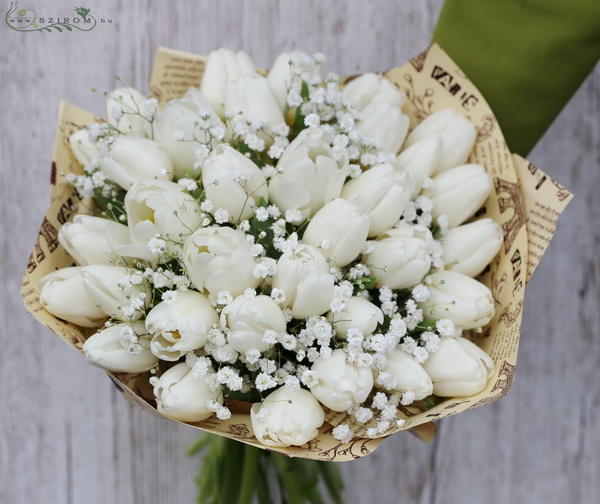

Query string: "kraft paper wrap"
[22, 44, 572, 461]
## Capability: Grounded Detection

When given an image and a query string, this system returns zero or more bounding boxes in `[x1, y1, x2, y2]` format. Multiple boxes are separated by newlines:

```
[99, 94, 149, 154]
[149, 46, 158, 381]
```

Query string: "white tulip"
[302, 198, 369, 267]
[375, 349, 433, 400]
[442, 218, 504, 277]
[58, 215, 120, 266]
[81, 265, 148, 321]
[269, 128, 350, 222]
[154, 362, 222, 422]
[423, 337, 494, 397]
[201, 144, 268, 222]
[200, 48, 257, 116]
[36, 267, 107, 327]
[404, 108, 477, 174]
[364, 225, 434, 289]
[104, 221, 157, 263]
[343, 73, 406, 110]
[425, 164, 493, 228]
[328, 297, 383, 338]
[125, 179, 203, 256]
[310, 349, 374, 411]
[100, 136, 173, 190]
[225, 74, 285, 134]
[106, 87, 151, 137]
[358, 101, 410, 154]
[341, 163, 411, 236]
[250, 387, 325, 447]
[145, 290, 218, 361]
[182, 227, 259, 297]
[153, 88, 225, 177]
[220, 295, 286, 353]
[396, 136, 442, 198]
[419, 270, 495, 330]
[83, 321, 158, 372]
[271, 245, 335, 318]
[267, 51, 320, 110]
[69, 129, 100, 168]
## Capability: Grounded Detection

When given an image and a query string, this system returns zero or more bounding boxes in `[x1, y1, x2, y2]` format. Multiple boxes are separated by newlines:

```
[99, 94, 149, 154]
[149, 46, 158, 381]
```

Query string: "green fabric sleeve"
[433, 0, 600, 155]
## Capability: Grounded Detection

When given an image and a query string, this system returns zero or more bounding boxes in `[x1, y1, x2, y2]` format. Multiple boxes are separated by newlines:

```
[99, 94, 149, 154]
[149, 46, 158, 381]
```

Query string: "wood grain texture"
[1, 1, 598, 503]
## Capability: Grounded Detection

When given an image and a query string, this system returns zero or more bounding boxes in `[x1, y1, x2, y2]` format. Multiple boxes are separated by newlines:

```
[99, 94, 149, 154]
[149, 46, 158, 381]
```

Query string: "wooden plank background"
[1, 1, 598, 503]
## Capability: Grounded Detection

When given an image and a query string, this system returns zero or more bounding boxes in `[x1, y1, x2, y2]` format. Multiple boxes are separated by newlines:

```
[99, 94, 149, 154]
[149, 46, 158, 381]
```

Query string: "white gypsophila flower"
[255, 372, 278, 392]
[161, 290, 178, 305]
[436, 318, 457, 338]
[332, 424, 354, 444]
[372, 392, 388, 410]
[411, 284, 430, 303]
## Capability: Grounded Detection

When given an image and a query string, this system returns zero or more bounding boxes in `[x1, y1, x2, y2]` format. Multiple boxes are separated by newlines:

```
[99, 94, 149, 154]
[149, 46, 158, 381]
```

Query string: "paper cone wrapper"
[22, 44, 572, 461]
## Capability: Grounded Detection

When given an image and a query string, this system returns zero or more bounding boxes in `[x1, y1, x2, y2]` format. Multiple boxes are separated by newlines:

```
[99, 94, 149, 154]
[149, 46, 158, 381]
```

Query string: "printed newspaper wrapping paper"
[22, 44, 572, 461]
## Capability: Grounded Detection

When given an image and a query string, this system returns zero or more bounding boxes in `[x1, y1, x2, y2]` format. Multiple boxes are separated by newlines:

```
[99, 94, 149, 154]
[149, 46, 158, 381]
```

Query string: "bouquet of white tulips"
[24, 44, 570, 503]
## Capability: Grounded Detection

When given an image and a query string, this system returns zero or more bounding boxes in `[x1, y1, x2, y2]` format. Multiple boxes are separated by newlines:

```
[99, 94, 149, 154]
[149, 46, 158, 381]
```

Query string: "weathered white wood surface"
[1, 1, 598, 503]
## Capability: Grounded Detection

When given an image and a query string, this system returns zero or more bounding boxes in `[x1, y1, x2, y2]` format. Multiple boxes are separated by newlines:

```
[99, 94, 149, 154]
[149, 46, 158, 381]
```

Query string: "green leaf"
[186, 434, 213, 457]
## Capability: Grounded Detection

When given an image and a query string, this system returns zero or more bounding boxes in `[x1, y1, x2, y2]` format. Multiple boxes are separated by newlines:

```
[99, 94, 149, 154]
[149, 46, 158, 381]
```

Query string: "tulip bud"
[310, 349, 374, 411]
[358, 101, 410, 154]
[404, 109, 477, 174]
[69, 129, 100, 168]
[396, 136, 442, 198]
[342, 73, 406, 111]
[327, 297, 383, 338]
[425, 164, 493, 228]
[267, 51, 320, 111]
[220, 295, 287, 353]
[153, 88, 225, 177]
[200, 49, 257, 116]
[125, 179, 203, 257]
[341, 163, 411, 236]
[100, 136, 173, 190]
[364, 225, 434, 290]
[145, 290, 219, 361]
[182, 227, 259, 297]
[374, 349, 433, 400]
[250, 387, 325, 447]
[423, 337, 494, 397]
[83, 321, 158, 373]
[201, 144, 268, 222]
[419, 270, 495, 330]
[36, 267, 107, 327]
[106, 87, 152, 137]
[104, 220, 157, 263]
[57, 215, 117, 266]
[442, 218, 503, 277]
[269, 128, 350, 222]
[302, 199, 369, 267]
[225, 74, 285, 134]
[154, 362, 222, 422]
[81, 265, 148, 321]
[271, 245, 335, 318]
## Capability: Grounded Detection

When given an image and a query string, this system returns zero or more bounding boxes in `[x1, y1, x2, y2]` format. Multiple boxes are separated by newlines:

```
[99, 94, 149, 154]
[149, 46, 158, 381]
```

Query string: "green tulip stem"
[237, 443, 260, 504]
